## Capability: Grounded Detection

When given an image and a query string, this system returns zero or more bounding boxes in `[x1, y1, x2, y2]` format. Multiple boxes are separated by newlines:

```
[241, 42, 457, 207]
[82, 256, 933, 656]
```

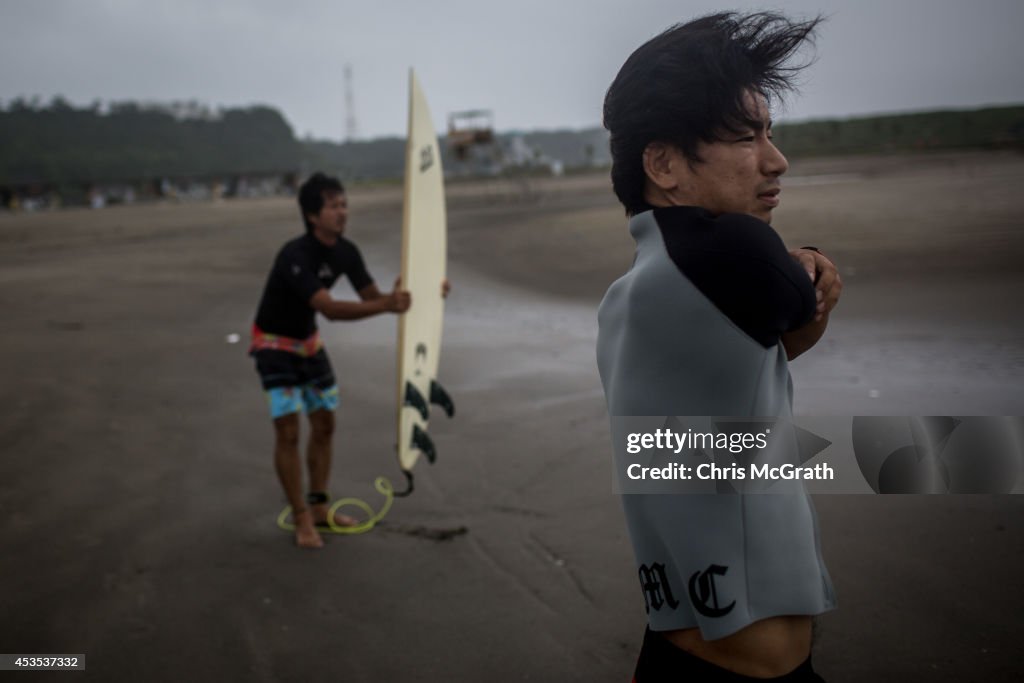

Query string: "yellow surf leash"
[276, 476, 396, 535]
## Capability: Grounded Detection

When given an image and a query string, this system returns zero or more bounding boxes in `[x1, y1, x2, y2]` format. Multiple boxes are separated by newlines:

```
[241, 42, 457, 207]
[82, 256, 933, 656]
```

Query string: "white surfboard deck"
[396, 70, 449, 472]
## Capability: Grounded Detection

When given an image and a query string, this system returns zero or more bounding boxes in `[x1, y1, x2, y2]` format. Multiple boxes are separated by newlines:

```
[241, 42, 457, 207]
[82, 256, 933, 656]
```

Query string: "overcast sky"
[2, 0, 1022, 141]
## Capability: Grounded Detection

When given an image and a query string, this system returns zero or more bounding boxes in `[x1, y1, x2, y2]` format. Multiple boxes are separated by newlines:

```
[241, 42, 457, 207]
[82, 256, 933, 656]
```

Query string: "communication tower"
[344, 64, 358, 141]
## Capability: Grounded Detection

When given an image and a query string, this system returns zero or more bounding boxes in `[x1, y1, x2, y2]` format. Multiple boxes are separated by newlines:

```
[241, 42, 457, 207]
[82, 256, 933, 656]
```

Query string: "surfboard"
[396, 70, 454, 484]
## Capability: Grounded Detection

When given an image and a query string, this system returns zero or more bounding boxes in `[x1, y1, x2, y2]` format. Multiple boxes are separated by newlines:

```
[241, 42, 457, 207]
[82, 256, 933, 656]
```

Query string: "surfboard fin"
[404, 381, 429, 420]
[430, 380, 455, 418]
[411, 425, 437, 464]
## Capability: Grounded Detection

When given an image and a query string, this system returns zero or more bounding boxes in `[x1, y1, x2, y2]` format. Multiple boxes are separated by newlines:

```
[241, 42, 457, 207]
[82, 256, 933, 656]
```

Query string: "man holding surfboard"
[250, 172, 427, 549]
[597, 12, 842, 681]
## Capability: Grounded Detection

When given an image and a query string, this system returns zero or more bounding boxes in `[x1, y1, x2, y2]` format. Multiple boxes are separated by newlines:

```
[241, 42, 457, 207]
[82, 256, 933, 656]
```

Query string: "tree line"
[0, 98, 301, 186]
[2, 97, 1022, 189]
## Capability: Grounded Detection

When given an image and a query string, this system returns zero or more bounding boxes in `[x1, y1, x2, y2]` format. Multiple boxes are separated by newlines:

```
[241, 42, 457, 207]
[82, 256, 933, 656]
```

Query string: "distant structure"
[344, 63, 358, 142]
[444, 109, 567, 178]
[505, 135, 564, 176]
[447, 109, 495, 162]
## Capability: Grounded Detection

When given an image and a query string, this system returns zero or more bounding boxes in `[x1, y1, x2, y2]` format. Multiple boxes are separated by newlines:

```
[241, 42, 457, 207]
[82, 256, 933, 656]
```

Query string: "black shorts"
[633, 628, 826, 682]
[252, 349, 336, 391]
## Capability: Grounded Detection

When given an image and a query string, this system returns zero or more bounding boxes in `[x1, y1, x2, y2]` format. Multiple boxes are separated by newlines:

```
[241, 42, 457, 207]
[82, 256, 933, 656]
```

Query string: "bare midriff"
[662, 615, 812, 678]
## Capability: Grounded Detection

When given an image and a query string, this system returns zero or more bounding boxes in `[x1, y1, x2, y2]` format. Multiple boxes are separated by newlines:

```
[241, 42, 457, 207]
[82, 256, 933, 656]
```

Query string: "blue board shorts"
[253, 349, 339, 419]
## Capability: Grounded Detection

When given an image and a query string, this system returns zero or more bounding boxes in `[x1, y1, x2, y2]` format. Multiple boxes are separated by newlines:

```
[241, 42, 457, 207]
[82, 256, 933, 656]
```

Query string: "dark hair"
[603, 12, 822, 215]
[298, 172, 345, 231]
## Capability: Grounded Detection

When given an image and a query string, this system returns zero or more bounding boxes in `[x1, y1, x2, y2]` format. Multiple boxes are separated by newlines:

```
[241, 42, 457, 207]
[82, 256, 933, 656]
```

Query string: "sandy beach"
[1, 150, 1022, 682]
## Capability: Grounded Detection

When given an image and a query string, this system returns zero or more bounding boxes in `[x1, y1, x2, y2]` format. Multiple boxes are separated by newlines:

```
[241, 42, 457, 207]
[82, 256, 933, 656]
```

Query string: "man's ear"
[642, 142, 680, 191]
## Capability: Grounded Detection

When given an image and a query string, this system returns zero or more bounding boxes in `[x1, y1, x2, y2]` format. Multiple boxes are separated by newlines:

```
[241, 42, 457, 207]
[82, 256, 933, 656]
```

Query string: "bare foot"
[312, 503, 360, 528]
[293, 508, 324, 548]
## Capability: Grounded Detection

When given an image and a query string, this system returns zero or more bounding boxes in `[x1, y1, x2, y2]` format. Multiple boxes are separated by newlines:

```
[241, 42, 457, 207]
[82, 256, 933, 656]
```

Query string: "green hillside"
[0, 99, 301, 185]
[772, 106, 1024, 156]
[1, 98, 1021, 192]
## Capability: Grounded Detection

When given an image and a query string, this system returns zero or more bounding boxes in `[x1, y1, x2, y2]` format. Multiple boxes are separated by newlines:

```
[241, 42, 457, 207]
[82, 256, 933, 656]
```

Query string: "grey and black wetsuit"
[597, 206, 837, 640]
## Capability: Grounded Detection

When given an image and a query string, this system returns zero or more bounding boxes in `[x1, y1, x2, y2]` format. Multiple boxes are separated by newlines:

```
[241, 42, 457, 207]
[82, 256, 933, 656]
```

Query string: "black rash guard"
[254, 233, 373, 340]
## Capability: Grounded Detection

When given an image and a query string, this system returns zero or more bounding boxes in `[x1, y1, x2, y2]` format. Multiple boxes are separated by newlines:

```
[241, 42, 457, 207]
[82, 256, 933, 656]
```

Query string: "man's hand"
[441, 278, 451, 299]
[387, 277, 411, 313]
[782, 248, 843, 360]
[789, 248, 842, 321]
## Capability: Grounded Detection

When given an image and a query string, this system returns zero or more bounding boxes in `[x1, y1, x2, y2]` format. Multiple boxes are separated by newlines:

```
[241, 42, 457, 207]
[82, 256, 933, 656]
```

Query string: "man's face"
[308, 191, 348, 236]
[653, 92, 788, 223]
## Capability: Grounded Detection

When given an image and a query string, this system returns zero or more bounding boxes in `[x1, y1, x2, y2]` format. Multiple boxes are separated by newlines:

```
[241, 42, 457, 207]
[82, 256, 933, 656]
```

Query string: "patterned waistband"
[249, 324, 323, 357]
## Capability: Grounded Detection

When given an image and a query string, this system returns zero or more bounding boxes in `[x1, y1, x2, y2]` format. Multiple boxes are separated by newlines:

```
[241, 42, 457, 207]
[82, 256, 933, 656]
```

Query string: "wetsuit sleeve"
[655, 208, 816, 348]
[340, 239, 374, 292]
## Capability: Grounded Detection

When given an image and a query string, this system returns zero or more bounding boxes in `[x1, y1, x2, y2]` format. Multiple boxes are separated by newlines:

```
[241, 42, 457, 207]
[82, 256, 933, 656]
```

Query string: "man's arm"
[783, 249, 842, 360]
[309, 278, 411, 321]
[781, 313, 829, 361]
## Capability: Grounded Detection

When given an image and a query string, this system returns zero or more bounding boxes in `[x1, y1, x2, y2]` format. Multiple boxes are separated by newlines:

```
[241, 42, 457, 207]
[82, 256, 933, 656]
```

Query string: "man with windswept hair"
[598, 13, 843, 681]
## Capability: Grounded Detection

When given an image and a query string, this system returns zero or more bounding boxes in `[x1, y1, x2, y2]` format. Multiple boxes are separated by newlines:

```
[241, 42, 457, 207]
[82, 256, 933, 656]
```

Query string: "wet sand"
[0, 150, 1022, 681]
